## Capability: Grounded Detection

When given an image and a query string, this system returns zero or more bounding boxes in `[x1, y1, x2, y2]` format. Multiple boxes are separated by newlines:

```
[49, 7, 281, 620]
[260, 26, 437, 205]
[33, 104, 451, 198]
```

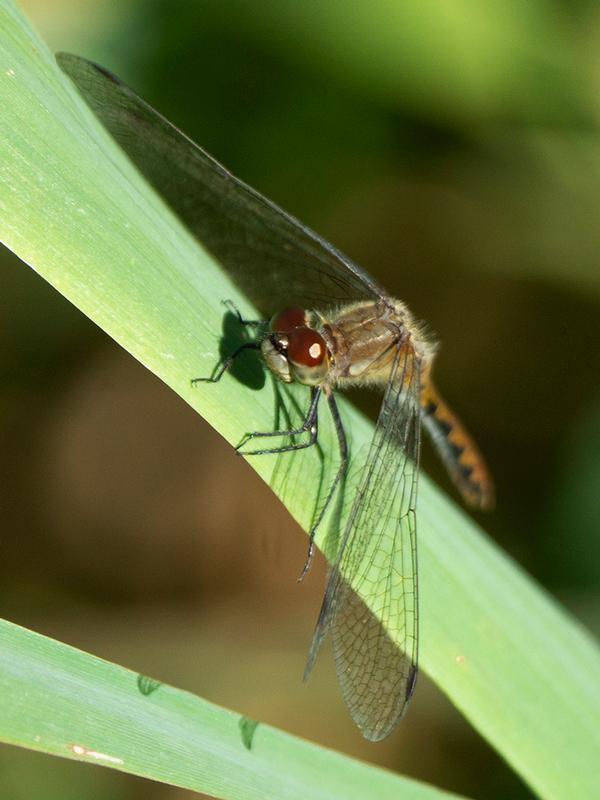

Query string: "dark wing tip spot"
[406, 662, 418, 700]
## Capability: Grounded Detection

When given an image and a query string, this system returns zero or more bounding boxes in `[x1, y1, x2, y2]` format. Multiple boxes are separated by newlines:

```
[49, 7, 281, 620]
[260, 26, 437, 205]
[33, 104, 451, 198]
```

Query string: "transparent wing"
[57, 53, 386, 314]
[305, 344, 421, 741]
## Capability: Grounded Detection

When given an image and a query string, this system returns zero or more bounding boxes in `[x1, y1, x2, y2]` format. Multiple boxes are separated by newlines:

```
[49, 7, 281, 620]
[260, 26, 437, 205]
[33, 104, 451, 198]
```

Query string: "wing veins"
[305, 344, 421, 740]
[57, 53, 388, 312]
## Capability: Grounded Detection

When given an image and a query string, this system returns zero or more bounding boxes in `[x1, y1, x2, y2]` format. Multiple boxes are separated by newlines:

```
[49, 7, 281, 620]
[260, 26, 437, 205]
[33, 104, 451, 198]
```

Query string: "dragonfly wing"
[305, 343, 421, 741]
[57, 53, 386, 314]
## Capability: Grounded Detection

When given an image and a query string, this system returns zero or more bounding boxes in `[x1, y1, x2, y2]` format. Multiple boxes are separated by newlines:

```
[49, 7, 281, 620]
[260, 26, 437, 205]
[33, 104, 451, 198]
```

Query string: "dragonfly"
[58, 53, 494, 741]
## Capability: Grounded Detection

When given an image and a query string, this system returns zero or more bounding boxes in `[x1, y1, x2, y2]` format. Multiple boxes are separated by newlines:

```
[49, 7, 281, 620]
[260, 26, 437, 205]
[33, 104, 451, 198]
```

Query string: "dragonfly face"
[58, 52, 494, 741]
[262, 307, 330, 386]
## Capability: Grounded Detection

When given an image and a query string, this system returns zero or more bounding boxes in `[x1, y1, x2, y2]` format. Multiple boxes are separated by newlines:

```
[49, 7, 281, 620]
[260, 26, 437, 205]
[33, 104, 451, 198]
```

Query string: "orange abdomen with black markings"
[420, 375, 494, 510]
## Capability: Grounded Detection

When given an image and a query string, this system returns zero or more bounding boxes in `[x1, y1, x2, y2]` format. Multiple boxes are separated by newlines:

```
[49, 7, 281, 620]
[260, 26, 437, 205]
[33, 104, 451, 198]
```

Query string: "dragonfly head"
[261, 307, 330, 386]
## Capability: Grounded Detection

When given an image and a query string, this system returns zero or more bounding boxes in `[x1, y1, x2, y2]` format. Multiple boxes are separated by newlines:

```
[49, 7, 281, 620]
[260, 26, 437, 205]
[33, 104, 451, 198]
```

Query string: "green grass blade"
[0, 2, 599, 800]
[0, 619, 465, 800]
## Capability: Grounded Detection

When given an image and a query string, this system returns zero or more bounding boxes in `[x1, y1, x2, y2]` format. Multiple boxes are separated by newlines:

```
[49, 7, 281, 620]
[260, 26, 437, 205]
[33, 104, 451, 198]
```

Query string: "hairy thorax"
[316, 300, 435, 389]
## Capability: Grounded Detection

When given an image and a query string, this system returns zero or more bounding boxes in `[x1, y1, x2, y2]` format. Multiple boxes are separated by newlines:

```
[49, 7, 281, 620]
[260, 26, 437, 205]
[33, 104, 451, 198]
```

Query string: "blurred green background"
[2, 1, 599, 798]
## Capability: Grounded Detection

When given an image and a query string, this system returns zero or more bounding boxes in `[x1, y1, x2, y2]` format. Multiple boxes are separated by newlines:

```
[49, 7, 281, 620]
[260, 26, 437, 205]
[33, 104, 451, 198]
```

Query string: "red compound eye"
[270, 306, 306, 332]
[287, 328, 327, 367]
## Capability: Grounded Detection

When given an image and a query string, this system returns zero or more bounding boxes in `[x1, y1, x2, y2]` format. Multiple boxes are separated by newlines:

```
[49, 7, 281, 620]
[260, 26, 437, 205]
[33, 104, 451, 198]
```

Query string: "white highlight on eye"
[309, 343, 322, 359]
[5, 68, 15, 77]
[70, 743, 124, 764]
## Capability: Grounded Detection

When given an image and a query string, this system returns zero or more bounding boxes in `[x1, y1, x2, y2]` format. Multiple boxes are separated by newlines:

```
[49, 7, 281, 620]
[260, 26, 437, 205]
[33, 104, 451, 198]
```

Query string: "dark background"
[2, 2, 599, 798]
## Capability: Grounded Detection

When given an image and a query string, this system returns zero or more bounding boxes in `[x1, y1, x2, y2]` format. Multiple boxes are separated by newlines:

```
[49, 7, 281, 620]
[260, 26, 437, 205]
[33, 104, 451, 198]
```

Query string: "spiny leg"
[237, 386, 321, 456]
[299, 389, 348, 580]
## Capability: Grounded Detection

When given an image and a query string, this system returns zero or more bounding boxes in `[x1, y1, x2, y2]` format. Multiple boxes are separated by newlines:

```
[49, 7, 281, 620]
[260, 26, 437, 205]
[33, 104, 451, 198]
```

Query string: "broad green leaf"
[0, 619, 465, 800]
[0, 3, 599, 800]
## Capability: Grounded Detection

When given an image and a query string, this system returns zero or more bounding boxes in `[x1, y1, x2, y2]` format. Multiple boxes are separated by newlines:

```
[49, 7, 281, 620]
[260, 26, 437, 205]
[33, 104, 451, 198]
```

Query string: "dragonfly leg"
[298, 390, 348, 580]
[191, 341, 260, 385]
[237, 386, 321, 455]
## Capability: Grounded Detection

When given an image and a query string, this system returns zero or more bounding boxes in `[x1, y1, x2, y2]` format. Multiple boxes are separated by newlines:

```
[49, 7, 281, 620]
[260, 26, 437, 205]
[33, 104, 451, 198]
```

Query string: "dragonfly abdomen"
[420, 378, 494, 510]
